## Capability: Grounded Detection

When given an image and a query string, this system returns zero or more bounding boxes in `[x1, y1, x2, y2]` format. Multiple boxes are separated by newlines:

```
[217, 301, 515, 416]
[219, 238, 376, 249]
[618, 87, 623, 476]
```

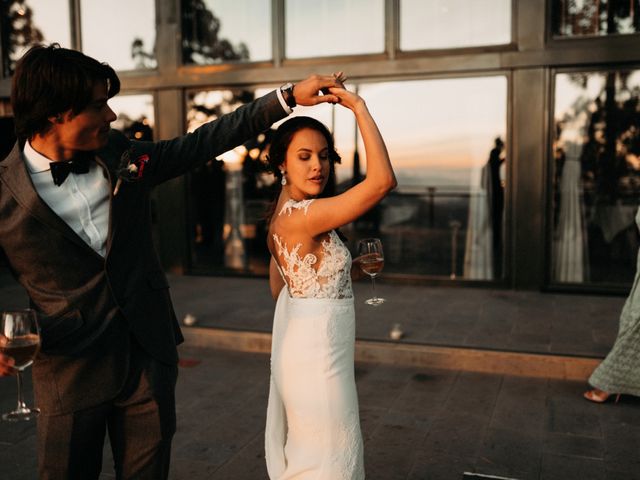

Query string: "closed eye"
[296, 148, 329, 161]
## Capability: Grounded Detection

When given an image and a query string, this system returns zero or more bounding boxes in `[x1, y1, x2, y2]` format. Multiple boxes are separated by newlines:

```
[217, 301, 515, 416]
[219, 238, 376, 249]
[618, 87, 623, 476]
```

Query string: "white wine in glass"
[357, 238, 386, 306]
[1, 309, 41, 421]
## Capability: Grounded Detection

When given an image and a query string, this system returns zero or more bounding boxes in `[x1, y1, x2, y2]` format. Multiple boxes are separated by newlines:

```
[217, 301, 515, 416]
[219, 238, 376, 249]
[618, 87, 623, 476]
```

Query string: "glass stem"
[370, 275, 377, 300]
[16, 371, 26, 411]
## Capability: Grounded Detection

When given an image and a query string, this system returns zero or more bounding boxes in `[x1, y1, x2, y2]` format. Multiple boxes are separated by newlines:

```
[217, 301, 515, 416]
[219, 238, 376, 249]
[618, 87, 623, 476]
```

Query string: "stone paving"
[2, 347, 640, 480]
[0, 271, 637, 479]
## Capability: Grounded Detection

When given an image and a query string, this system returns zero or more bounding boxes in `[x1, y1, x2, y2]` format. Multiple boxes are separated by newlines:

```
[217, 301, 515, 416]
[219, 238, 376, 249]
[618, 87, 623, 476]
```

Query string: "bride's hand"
[327, 85, 366, 113]
[321, 71, 365, 112]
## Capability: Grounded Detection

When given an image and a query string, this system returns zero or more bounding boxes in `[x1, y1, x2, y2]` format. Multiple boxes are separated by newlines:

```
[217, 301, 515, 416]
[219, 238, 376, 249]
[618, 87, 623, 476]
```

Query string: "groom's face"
[53, 81, 117, 153]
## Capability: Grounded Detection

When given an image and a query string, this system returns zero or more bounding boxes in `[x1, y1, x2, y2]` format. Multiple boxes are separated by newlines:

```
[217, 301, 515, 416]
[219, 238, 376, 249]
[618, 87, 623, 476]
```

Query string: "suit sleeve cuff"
[276, 88, 293, 115]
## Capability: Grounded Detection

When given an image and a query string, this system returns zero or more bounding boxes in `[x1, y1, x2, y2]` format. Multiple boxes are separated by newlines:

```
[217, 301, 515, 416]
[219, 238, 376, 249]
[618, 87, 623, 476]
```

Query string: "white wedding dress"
[265, 199, 365, 480]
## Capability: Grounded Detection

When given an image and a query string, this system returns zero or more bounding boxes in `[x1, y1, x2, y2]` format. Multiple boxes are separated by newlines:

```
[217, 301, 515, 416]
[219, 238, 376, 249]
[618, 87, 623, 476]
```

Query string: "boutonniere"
[113, 149, 150, 196]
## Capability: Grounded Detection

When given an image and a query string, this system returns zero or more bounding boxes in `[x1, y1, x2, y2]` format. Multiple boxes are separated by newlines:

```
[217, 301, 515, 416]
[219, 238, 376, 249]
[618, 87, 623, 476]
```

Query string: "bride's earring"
[281, 171, 287, 186]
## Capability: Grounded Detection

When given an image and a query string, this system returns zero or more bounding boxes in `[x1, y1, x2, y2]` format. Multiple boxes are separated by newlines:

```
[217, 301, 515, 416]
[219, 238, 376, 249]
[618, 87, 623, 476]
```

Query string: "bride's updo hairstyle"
[266, 116, 341, 199]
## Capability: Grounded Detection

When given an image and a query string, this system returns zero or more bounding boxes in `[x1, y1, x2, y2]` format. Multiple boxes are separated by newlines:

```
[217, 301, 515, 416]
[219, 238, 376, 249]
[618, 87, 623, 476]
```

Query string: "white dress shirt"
[23, 141, 111, 257]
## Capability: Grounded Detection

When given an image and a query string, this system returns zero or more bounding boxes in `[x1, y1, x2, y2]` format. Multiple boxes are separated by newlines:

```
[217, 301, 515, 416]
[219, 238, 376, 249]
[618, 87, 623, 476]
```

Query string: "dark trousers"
[37, 339, 178, 480]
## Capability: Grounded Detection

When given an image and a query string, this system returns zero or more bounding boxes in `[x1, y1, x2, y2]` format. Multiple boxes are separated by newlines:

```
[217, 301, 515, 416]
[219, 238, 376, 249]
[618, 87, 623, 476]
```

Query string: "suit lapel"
[0, 142, 103, 257]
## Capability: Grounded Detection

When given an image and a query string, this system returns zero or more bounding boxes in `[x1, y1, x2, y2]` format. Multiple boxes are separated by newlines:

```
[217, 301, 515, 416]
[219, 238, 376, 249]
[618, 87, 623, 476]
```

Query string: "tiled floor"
[0, 271, 634, 479]
[3, 347, 638, 480]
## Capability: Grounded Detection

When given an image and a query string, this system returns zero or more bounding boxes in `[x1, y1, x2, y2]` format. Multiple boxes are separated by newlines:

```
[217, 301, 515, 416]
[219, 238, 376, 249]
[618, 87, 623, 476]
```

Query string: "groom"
[0, 44, 343, 479]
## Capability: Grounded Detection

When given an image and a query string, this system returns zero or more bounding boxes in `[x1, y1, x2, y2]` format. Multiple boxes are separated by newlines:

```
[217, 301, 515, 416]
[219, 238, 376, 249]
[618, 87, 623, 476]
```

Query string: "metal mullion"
[69, 0, 82, 51]
[386, 0, 398, 60]
[272, 0, 284, 67]
[502, 68, 515, 288]
[543, 65, 557, 291]
[511, 0, 517, 46]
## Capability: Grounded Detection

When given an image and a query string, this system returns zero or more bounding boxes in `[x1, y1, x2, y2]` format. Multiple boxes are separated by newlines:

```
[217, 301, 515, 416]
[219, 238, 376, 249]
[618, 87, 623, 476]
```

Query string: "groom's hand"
[0, 354, 16, 376]
[293, 73, 347, 106]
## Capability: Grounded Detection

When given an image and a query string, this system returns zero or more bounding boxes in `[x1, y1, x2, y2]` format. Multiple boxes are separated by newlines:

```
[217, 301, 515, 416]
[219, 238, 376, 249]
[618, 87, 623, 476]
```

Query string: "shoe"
[583, 388, 621, 404]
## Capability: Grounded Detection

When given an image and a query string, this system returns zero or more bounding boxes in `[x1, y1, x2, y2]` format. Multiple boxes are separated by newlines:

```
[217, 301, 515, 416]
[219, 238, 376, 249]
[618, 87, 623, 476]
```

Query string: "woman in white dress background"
[264, 77, 396, 479]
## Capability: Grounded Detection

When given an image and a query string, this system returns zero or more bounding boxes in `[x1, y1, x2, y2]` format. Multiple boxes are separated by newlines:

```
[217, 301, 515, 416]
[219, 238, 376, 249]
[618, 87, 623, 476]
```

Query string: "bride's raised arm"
[304, 87, 396, 237]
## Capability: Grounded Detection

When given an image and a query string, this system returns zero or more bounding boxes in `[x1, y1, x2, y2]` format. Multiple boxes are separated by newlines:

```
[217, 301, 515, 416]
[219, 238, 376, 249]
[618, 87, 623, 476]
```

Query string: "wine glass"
[1, 309, 41, 421]
[357, 238, 386, 306]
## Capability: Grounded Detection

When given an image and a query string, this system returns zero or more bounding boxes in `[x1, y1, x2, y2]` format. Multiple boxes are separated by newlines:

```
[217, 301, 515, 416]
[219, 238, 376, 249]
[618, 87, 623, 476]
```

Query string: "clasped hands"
[293, 72, 358, 107]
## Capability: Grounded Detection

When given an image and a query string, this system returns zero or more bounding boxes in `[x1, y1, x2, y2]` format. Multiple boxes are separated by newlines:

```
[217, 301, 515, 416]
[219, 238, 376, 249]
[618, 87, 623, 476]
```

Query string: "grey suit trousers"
[36, 333, 178, 480]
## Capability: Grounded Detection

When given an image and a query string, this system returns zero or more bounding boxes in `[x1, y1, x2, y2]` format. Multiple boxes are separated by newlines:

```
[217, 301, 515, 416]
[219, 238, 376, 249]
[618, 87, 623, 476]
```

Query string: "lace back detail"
[273, 199, 353, 299]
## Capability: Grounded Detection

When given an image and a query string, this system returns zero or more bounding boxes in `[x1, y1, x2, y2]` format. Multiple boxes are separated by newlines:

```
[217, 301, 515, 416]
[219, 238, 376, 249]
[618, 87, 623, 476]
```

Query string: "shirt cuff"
[276, 87, 293, 115]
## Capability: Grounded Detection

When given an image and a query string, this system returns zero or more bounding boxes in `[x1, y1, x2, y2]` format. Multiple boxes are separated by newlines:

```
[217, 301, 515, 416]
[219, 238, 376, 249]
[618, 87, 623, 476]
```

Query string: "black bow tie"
[50, 153, 93, 186]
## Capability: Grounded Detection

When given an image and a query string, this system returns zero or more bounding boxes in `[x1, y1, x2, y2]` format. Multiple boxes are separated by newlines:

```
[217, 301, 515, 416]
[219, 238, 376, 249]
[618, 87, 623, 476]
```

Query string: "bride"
[264, 76, 396, 479]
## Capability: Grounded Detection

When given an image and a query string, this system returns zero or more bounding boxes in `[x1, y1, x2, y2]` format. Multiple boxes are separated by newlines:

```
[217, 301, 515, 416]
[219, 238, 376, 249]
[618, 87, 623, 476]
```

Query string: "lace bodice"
[273, 199, 353, 299]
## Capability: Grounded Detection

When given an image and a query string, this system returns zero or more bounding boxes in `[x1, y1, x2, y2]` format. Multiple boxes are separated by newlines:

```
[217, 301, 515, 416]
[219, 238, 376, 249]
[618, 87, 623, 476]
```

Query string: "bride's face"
[283, 128, 330, 199]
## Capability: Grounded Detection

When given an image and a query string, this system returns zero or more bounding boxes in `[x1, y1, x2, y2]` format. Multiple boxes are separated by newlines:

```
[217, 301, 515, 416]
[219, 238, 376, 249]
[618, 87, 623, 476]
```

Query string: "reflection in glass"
[109, 94, 155, 141]
[182, 0, 271, 64]
[185, 87, 359, 275]
[1, 0, 71, 76]
[285, 0, 384, 59]
[185, 89, 267, 273]
[80, 0, 156, 70]
[400, 0, 511, 51]
[354, 78, 507, 279]
[552, 0, 640, 37]
[553, 70, 640, 285]
[184, 79, 507, 280]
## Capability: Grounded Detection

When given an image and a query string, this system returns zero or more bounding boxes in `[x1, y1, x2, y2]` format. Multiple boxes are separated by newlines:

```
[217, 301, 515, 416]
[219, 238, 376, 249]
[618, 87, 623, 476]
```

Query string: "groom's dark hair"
[11, 43, 120, 140]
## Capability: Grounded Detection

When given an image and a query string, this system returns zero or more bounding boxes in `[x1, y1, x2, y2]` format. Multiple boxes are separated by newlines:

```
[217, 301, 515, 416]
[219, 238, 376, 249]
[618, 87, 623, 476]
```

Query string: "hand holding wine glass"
[357, 238, 386, 306]
[1, 309, 41, 421]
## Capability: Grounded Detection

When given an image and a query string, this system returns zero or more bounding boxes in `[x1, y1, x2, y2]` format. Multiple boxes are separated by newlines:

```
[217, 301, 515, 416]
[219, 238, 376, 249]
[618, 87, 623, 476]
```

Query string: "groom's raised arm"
[133, 74, 345, 187]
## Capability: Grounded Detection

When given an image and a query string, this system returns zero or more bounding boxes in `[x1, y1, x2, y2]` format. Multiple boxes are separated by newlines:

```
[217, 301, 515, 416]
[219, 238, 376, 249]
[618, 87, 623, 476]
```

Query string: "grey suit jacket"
[0, 90, 286, 414]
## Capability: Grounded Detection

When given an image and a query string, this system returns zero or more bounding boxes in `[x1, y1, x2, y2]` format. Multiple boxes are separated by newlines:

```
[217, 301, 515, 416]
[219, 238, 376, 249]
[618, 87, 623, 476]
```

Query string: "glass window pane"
[552, 0, 640, 37]
[184, 87, 358, 275]
[400, 0, 511, 51]
[80, 0, 156, 71]
[185, 88, 271, 274]
[184, 78, 507, 281]
[182, 0, 271, 64]
[285, 0, 384, 59]
[110, 94, 155, 141]
[552, 70, 640, 286]
[351, 77, 507, 279]
[1, 0, 71, 76]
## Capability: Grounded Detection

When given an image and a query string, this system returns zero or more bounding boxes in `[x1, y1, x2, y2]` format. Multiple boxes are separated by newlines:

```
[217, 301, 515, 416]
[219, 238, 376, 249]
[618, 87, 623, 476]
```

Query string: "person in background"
[584, 206, 640, 404]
